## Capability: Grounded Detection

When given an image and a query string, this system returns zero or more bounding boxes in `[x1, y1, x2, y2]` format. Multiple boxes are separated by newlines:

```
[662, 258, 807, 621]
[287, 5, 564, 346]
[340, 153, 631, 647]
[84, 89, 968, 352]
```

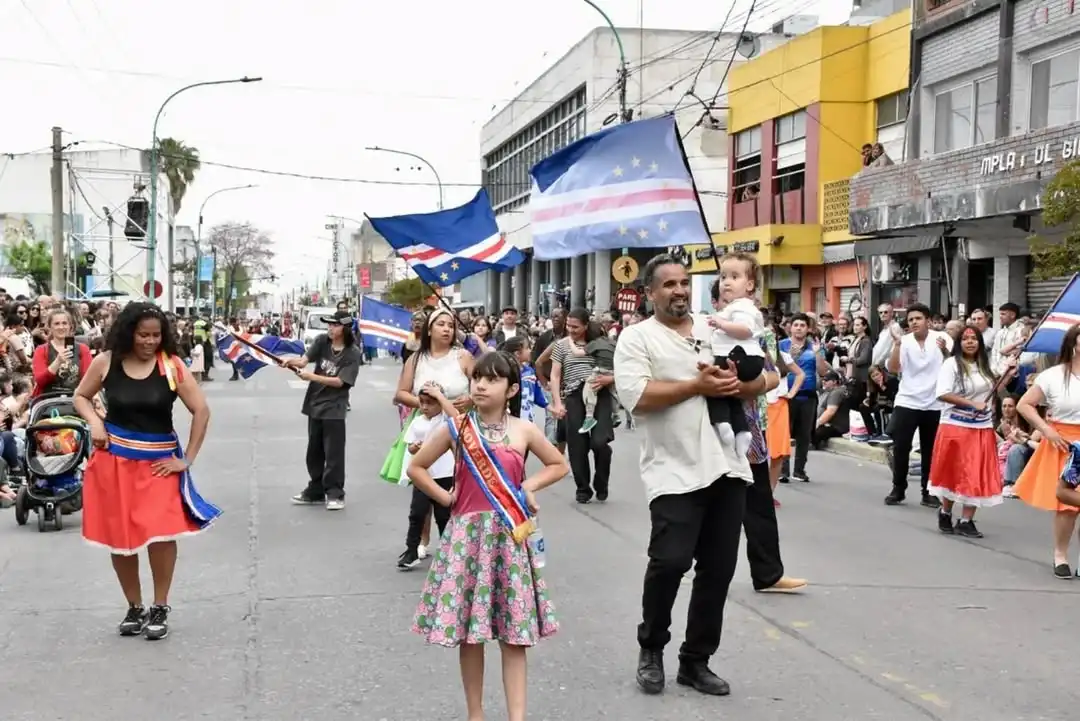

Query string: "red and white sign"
[359, 267, 371, 289]
[614, 287, 641, 314]
[143, 280, 163, 299]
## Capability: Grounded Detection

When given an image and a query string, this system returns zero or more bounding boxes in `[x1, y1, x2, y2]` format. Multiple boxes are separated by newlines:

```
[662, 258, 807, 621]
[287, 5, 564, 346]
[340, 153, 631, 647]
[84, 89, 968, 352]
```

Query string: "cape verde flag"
[216, 333, 305, 380]
[366, 190, 525, 287]
[359, 297, 412, 353]
[528, 114, 708, 260]
[1025, 273, 1080, 354]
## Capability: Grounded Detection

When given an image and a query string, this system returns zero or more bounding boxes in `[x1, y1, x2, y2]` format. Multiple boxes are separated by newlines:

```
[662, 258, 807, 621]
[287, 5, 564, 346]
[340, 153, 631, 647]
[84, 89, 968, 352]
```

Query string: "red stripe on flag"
[531, 187, 696, 223]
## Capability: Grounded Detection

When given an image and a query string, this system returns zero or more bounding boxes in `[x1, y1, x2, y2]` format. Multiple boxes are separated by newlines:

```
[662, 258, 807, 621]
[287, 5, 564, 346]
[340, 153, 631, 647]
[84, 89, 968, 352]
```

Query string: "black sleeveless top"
[103, 357, 177, 435]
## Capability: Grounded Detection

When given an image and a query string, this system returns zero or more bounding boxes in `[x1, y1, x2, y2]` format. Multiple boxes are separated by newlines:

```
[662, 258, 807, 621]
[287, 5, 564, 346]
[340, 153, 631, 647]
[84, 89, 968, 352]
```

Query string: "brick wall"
[849, 119, 1080, 233]
[921, 9, 999, 87]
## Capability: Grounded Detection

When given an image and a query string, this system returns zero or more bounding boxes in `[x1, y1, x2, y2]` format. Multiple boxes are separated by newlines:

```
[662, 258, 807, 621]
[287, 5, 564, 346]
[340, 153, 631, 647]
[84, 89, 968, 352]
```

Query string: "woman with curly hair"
[73, 302, 220, 641]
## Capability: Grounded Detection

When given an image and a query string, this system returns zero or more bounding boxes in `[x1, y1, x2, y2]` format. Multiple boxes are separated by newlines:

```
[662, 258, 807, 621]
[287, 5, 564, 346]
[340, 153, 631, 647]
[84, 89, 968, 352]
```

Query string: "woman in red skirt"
[74, 303, 218, 640]
[927, 326, 1005, 538]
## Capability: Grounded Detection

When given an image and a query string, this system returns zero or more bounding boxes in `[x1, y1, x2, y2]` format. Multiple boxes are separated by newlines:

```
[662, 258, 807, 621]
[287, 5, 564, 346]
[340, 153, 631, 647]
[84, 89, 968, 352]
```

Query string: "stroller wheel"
[37, 508, 47, 532]
[14, 486, 28, 526]
[53, 509, 63, 531]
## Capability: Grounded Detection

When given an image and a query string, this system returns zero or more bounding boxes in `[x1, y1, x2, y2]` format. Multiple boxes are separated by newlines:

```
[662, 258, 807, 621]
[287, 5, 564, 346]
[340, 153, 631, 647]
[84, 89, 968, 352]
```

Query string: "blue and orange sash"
[104, 422, 222, 529]
[446, 413, 535, 543]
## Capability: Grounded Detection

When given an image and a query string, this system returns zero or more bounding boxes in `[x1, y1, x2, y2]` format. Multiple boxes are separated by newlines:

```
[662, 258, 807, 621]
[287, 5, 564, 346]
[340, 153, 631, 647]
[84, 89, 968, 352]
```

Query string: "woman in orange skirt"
[766, 346, 804, 505]
[1016, 323, 1080, 579]
[74, 303, 217, 639]
[927, 327, 1003, 537]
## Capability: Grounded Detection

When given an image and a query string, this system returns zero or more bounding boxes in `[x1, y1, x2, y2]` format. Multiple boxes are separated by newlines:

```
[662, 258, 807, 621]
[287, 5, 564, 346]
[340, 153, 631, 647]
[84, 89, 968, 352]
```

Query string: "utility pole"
[50, 127, 65, 296]
[104, 207, 116, 291]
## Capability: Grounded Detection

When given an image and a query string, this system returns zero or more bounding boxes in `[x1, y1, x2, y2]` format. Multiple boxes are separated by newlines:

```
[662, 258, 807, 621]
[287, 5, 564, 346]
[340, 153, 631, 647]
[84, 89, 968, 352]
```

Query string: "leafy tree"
[1031, 160, 1080, 280]
[7, 240, 52, 294]
[171, 256, 196, 300]
[207, 222, 274, 319]
[387, 277, 427, 308]
[156, 138, 201, 214]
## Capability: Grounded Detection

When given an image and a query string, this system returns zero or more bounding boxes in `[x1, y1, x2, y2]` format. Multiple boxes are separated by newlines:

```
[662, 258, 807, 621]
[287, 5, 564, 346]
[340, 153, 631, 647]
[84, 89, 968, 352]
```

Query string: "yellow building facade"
[688, 11, 911, 314]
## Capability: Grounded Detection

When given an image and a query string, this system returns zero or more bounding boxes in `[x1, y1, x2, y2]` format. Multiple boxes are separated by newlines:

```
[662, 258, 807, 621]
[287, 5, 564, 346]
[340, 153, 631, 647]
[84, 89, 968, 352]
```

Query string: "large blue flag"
[358, 297, 412, 353]
[366, 190, 525, 287]
[528, 114, 709, 260]
[216, 333, 305, 380]
[1025, 273, 1080, 354]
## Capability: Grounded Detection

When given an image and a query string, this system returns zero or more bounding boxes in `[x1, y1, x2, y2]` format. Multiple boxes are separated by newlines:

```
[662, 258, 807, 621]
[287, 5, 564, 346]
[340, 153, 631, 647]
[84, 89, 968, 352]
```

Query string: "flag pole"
[669, 112, 723, 273]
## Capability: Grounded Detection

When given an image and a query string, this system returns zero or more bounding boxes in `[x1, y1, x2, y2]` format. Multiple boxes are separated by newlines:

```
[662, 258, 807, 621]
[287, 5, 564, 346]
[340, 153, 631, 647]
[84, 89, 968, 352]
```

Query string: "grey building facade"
[849, 0, 1080, 316]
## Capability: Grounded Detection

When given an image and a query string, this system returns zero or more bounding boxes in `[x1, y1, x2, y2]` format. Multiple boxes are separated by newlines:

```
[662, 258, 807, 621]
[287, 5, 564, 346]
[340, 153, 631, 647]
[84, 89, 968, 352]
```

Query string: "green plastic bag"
[380, 410, 418, 485]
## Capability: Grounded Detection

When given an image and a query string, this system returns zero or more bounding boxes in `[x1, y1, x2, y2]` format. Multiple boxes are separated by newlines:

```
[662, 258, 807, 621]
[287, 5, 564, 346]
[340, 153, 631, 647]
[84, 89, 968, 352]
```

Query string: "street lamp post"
[582, 0, 631, 124]
[194, 184, 258, 312]
[147, 76, 262, 300]
[364, 146, 444, 209]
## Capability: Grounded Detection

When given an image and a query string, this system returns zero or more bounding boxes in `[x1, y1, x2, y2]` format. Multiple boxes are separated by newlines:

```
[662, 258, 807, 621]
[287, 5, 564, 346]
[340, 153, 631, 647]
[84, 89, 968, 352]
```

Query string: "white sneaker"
[325, 499, 345, 511]
[1003, 485, 1017, 498]
[418, 544, 428, 560]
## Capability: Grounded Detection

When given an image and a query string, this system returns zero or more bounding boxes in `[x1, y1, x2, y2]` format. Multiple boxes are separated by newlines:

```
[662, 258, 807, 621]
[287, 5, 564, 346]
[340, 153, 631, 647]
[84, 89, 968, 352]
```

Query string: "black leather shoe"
[676, 661, 731, 696]
[636, 649, 665, 694]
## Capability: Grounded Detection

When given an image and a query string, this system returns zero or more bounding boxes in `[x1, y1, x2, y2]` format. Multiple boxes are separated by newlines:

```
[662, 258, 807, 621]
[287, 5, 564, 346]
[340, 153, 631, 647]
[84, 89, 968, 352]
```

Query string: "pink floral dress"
[412, 443, 558, 647]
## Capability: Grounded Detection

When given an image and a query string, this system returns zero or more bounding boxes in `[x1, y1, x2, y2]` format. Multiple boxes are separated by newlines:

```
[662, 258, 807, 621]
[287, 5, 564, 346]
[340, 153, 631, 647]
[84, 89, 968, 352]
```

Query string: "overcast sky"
[0, 0, 851, 292]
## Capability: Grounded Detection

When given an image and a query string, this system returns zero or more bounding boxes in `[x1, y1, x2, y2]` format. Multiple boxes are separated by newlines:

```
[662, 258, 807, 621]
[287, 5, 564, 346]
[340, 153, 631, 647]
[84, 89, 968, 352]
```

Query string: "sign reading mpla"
[980, 137, 1080, 175]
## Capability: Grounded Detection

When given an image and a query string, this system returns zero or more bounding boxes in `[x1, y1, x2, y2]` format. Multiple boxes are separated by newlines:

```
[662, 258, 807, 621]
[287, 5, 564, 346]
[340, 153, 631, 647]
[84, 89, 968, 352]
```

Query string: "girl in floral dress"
[407, 351, 567, 721]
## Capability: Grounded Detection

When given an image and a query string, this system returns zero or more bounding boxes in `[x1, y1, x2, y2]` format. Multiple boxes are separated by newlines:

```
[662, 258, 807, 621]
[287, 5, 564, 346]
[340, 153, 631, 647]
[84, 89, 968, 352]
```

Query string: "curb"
[821, 437, 921, 466]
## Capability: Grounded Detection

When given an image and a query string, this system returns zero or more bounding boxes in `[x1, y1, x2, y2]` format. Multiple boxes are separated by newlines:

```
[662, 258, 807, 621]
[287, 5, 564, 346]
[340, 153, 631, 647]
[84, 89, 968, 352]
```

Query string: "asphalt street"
[0, 357, 1076, 720]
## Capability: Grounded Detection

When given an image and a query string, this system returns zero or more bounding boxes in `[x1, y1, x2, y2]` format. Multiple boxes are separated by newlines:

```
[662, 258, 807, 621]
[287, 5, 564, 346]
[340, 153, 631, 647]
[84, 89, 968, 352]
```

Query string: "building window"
[734, 127, 762, 202]
[1031, 50, 1080, 131]
[812, 287, 826, 314]
[774, 111, 807, 144]
[875, 92, 908, 128]
[483, 85, 587, 213]
[933, 76, 996, 153]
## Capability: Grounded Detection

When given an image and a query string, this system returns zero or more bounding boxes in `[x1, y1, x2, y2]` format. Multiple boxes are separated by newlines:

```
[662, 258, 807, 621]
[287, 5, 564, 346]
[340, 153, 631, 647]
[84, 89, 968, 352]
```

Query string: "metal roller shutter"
[839, 286, 863, 316]
[1026, 276, 1070, 316]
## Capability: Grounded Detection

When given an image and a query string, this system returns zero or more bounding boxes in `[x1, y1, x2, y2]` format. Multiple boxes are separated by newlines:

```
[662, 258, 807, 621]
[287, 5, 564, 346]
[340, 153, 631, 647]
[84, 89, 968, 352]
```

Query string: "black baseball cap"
[326, 310, 353, 325]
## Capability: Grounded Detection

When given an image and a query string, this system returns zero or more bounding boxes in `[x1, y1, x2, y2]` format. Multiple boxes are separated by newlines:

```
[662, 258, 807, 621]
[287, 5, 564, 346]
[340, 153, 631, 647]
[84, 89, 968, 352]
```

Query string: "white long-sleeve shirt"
[871, 322, 900, 366]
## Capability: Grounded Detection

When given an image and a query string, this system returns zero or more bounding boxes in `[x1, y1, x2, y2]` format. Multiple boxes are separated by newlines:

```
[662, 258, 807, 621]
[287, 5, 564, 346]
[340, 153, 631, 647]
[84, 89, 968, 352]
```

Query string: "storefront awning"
[854, 235, 940, 256]
[822, 242, 855, 264]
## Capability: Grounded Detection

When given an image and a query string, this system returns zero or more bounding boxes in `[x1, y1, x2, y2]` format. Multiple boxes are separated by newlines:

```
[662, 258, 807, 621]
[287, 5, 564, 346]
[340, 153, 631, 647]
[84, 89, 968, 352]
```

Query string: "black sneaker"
[118, 605, 147, 636]
[397, 548, 421, 571]
[937, 511, 954, 534]
[1054, 563, 1073, 579]
[575, 492, 592, 504]
[636, 649, 665, 695]
[291, 491, 324, 505]
[676, 661, 731, 696]
[145, 604, 170, 641]
[595, 489, 608, 502]
[955, 519, 983, 538]
[921, 494, 942, 509]
[778, 475, 790, 484]
[792, 472, 810, 483]
[884, 489, 905, 506]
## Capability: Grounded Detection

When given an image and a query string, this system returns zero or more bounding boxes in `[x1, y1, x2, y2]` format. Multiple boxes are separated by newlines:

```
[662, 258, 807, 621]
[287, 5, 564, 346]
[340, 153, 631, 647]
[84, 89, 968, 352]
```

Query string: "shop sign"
[979, 137, 1080, 175]
[691, 240, 761, 262]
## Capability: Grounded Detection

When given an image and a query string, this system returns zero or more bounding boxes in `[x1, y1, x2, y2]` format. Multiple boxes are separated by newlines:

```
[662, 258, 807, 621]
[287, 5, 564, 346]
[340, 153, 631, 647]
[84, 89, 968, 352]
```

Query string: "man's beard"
[665, 302, 690, 318]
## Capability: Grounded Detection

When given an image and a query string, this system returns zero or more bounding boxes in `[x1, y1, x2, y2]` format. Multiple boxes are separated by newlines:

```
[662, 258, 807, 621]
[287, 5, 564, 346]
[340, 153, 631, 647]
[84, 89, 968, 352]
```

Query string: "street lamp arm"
[200, 184, 258, 221]
[581, 0, 626, 69]
[365, 145, 444, 209]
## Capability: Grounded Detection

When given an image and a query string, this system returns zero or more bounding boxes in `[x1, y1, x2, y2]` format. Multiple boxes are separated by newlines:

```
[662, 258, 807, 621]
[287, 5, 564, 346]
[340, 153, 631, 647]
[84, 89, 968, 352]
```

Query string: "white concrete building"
[0, 148, 174, 303]
[467, 25, 790, 314]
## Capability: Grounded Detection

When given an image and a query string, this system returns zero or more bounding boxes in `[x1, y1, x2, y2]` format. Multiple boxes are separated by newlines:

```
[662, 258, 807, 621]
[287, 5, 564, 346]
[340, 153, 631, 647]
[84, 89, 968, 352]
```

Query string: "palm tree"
[156, 137, 201, 214]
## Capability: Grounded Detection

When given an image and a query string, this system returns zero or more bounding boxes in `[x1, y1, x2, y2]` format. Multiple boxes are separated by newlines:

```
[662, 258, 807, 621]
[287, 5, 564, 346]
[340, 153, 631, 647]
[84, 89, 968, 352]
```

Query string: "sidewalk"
[821, 436, 921, 466]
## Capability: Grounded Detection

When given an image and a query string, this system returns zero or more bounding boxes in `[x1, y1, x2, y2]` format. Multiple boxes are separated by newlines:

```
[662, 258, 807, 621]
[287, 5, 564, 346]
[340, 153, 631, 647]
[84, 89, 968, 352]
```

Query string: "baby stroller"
[14, 391, 91, 532]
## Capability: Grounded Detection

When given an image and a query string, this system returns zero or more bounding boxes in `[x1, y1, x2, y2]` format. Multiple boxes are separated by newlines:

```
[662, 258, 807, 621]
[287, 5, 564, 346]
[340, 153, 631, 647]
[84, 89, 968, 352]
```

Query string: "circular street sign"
[143, 280, 163, 299]
[612, 255, 639, 284]
[615, 287, 641, 314]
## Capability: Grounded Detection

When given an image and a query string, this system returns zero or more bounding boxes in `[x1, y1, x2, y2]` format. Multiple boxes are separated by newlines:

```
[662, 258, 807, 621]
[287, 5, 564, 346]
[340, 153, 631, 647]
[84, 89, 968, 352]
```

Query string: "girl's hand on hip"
[151, 457, 189, 476]
[89, 423, 109, 449]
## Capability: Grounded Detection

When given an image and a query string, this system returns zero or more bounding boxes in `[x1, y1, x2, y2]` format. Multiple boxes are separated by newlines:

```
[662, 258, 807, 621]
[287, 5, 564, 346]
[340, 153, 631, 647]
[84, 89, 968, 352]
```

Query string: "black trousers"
[304, 417, 347, 500]
[787, 394, 816, 475]
[563, 384, 614, 500]
[745, 461, 784, 590]
[406, 476, 452, 550]
[888, 406, 939, 496]
[638, 475, 746, 663]
[707, 351, 764, 436]
[812, 424, 844, 449]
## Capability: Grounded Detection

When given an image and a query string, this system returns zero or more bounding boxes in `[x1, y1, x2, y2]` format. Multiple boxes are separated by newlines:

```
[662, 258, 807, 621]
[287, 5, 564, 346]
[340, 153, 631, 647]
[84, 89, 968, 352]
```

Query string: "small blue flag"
[1025, 273, 1080, 354]
[217, 333, 305, 380]
[358, 297, 412, 353]
[366, 189, 525, 287]
[528, 114, 709, 260]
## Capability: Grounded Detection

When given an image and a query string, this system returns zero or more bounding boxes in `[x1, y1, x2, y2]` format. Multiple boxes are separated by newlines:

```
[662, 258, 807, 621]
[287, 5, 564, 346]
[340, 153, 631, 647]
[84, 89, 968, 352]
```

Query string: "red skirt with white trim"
[81, 449, 203, 555]
[927, 424, 1003, 507]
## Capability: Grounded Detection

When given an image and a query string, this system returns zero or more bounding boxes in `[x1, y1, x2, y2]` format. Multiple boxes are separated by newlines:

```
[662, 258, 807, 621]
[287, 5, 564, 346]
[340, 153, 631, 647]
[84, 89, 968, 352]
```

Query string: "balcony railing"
[822, 179, 850, 233]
